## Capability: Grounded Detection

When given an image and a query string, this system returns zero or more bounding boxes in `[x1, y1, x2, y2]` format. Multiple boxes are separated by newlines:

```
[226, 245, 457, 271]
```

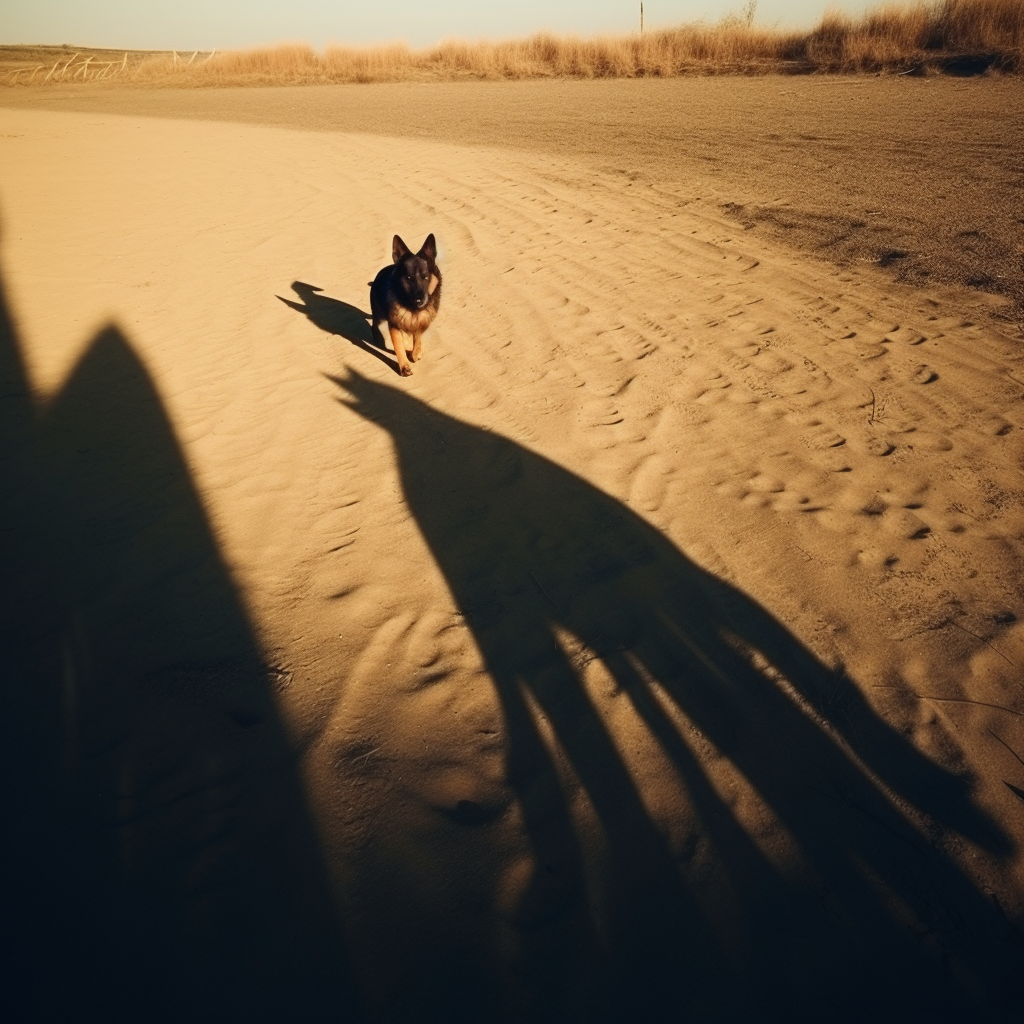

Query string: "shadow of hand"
[332, 368, 1019, 1023]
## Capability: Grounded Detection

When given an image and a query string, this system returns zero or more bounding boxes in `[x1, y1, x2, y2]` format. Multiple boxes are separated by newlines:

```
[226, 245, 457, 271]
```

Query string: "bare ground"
[2, 80, 1024, 1023]
[3, 75, 1023, 325]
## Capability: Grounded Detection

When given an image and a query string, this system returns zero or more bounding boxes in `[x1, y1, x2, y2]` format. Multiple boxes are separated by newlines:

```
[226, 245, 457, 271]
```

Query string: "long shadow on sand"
[278, 281, 400, 375]
[0, 253, 360, 1022]
[335, 370, 1021, 1024]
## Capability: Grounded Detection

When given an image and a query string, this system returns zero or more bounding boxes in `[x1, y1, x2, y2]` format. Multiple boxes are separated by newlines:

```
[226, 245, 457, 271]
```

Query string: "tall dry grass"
[3, 0, 1021, 86]
[794, 0, 1024, 70]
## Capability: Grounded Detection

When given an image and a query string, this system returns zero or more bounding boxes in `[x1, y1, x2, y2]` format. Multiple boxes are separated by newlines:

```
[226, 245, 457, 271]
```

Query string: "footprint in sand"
[884, 326, 928, 346]
[859, 494, 888, 516]
[800, 421, 847, 451]
[909, 431, 954, 453]
[984, 418, 1013, 436]
[864, 436, 896, 457]
[694, 374, 733, 403]
[857, 343, 889, 361]
[629, 455, 670, 512]
[885, 509, 933, 541]
[747, 473, 786, 495]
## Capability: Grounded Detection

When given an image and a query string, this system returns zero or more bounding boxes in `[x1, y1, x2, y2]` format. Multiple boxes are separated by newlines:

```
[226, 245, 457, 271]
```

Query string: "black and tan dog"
[369, 234, 442, 377]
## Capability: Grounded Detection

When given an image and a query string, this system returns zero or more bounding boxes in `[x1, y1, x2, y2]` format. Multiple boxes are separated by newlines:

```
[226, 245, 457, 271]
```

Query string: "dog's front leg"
[411, 332, 424, 362]
[389, 325, 413, 376]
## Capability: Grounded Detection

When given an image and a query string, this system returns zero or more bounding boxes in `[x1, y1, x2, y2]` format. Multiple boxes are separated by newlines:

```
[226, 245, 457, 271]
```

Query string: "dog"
[369, 234, 442, 377]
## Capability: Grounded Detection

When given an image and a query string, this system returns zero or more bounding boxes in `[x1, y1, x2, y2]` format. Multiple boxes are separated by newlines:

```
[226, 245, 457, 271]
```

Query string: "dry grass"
[2, 0, 1021, 87]
[796, 0, 1024, 70]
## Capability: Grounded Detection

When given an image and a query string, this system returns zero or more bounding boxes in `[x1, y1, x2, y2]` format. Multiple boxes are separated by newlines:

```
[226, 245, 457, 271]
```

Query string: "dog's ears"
[392, 235, 411, 263]
[417, 234, 437, 262]
[393, 233, 436, 263]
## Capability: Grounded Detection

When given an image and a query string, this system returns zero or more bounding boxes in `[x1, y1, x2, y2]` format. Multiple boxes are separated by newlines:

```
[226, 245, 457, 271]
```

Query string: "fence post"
[59, 53, 79, 80]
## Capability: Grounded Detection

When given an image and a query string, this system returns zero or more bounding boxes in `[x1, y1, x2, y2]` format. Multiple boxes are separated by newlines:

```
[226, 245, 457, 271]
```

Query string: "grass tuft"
[2, 0, 1021, 86]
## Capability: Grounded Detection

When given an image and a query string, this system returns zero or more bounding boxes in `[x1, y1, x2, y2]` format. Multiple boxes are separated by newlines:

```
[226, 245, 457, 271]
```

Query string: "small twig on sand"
[988, 729, 1024, 769]
[529, 569, 558, 609]
[867, 386, 876, 424]
[809, 782, 925, 853]
[949, 619, 1015, 667]
[873, 685, 1023, 719]
[353, 745, 382, 765]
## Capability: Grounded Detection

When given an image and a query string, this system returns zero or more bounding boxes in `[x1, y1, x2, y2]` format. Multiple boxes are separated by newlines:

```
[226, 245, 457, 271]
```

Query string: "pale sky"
[2, 1, 877, 51]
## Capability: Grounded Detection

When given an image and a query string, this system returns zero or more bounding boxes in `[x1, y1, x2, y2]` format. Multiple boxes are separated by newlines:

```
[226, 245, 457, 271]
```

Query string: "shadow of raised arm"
[335, 368, 1019, 1023]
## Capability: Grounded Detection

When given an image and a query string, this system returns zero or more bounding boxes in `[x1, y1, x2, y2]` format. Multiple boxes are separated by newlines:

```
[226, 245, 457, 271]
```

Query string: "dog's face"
[392, 234, 438, 311]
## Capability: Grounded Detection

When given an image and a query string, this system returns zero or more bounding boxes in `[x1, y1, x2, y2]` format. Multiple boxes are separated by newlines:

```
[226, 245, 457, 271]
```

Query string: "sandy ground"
[4, 76, 1024, 319]
[1, 87, 1023, 1022]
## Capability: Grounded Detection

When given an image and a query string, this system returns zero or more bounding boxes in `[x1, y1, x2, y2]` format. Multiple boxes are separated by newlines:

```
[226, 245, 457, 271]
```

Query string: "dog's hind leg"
[389, 325, 413, 376]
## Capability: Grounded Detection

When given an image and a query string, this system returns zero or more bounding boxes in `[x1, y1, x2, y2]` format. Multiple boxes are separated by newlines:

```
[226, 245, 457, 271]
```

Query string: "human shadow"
[334, 370, 1021, 1023]
[0, 249, 360, 1022]
[278, 281, 399, 375]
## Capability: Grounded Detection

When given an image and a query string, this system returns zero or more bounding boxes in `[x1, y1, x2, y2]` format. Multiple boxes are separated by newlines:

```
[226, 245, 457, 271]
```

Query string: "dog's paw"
[400, 364, 414, 377]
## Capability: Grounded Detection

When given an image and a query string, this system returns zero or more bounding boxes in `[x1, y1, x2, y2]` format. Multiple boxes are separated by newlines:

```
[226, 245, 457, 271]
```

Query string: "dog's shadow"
[278, 281, 399, 374]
